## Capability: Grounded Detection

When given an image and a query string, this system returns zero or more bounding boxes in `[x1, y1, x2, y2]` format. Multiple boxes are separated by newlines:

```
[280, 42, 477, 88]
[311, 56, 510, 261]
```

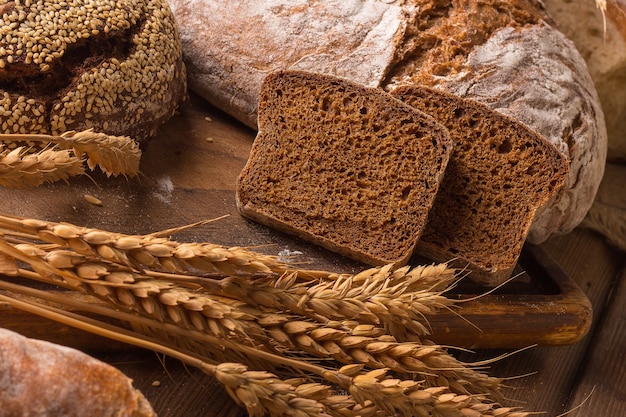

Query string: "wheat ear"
[1, 236, 502, 400]
[0, 145, 85, 188]
[0, 213, 297, 276]
[0, 128, 141, 178]
[0, 286, 530, 417]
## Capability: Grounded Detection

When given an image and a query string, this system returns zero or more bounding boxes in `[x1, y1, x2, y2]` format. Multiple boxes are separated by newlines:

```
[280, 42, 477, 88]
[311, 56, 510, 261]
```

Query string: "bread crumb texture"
[393, 86, 569, 285]
[237, 70, 453, 266]
[0, 0, 186, 144]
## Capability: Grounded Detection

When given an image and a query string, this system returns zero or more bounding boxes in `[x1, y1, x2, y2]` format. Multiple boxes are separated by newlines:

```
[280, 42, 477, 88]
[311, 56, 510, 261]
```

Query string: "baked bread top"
[0, 0, 186, 144]
[237, 70, 453, 266]
[392, 85, 569, 285]
[0, 328, 155, 417]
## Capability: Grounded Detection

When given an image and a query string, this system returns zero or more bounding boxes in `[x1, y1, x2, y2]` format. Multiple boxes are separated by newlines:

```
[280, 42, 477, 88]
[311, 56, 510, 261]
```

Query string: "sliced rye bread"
[236, 70, 454, 266]
[391, 85, 570, 286]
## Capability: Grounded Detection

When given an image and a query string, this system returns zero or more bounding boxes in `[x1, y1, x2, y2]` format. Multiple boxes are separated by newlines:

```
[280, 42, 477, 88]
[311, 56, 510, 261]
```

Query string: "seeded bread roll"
[392, 86, 569, 285]
[236, 70, 454, 266]
[0, 328, 155, 417]
[0, 0, 187, 145]
[169, 0, 606, 244]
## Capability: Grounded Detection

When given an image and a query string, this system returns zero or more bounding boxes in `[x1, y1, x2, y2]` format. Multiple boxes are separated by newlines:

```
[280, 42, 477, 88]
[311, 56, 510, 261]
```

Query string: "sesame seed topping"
[1, 0, 186, 141]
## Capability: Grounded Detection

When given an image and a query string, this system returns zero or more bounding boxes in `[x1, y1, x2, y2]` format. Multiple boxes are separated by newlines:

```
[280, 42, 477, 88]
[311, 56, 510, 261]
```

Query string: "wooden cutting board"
[0, 93, 592, 350]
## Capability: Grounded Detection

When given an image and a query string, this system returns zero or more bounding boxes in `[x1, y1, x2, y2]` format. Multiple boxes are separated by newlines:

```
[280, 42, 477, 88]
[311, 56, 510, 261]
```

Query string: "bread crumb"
[277, 249, 303, 262]
[204, 116, 213, 122]
[206, 137, 214, 143]
[151, 380, 161, 387]
[83, 194, 103, 206]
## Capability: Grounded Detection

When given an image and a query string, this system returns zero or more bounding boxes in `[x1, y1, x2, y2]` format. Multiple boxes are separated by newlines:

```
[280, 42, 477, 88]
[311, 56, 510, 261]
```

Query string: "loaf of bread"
[168, 0, 607, 244]
[392, 86, 569, 285]
[236, 70, 453, 266]
[0, 0, 187, 145]
[0, 327, 155, 417]
[544, 0, 626, 162]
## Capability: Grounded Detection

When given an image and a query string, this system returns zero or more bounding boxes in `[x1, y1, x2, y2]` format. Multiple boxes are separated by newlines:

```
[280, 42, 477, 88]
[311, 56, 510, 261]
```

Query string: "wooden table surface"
[1, 94, 624, 417]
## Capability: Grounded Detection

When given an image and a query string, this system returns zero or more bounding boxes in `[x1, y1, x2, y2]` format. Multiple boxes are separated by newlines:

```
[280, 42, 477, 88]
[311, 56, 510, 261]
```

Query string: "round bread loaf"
[0, 0, 187, 145]
[543, 0, 626, 163]
[169, 0, 607, 244]
[0, 327, 155, 417]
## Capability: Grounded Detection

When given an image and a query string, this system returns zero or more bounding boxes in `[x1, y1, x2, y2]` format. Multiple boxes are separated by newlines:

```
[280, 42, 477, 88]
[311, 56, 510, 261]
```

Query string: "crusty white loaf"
[0, 328, 155, 417]
[168, 0, 606, 244]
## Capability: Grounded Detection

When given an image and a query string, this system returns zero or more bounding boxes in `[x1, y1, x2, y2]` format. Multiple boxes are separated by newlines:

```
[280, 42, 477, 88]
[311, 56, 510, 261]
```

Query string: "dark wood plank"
[564, 264, 626, 415]
[454, 228, 623, 416]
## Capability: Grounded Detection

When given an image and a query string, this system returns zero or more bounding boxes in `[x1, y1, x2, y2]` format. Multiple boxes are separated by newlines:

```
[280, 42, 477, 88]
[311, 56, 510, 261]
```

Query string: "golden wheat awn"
[0, 213, 535, 416]
[0, 129, 141, 186]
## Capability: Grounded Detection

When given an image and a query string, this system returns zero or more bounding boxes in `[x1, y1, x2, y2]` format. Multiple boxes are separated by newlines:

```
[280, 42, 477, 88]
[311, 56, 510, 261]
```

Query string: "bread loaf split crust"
[0, 0, 187, 144]
[392, 86, 569, 285]
[237, 70, 454, 266]
[169, 0, 606, 244]
[0, 328, 155, 417]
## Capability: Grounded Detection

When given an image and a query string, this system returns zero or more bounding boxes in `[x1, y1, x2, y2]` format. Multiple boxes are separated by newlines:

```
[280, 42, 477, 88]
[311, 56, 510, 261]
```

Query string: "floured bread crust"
[544, 0, 626, 163]
[0, 328, 155, 417]
[169, 0, 607, 243]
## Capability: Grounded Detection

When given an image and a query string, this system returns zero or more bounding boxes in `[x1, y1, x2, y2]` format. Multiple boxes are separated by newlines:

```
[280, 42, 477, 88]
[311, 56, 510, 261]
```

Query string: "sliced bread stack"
[237, 71, 569, 286]
[391, 86, 569, 285]
[236, 70, 454, 266]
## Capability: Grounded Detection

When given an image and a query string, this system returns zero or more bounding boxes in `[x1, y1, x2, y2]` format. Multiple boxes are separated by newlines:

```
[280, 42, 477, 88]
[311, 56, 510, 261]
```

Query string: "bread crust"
[0, 0, 187, 145]
[169, 0, 606, 243]
[0, 328, 155, 417]
[544, 0, 626, 163]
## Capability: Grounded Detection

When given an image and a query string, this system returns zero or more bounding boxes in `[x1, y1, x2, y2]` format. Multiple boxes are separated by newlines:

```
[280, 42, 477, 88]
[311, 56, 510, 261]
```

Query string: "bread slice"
[391, 86, 570, 285]
[236, 70, 453, 266]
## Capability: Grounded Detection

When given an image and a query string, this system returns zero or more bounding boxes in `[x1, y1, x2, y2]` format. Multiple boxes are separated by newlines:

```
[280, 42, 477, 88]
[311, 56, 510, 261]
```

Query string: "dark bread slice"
[391, 86, 570, 285]
[236, 70, 453, 266]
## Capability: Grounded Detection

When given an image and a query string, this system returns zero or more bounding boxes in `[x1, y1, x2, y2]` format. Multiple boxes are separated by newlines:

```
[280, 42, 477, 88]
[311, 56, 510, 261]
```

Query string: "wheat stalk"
[0, 229, 501, 399]
[0, 281, 532, 417]
[0, 145, 85, 188]
[0, 129, 141, 185]
[0, 213, 536, 416]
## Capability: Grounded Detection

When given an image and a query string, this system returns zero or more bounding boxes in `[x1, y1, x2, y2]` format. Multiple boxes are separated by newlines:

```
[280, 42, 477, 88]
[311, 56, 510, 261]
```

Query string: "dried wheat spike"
[56, 129, 141, 177]
[0, 213, 292, 276]
[4, 241, 502, 400]
[213, 363, 336, 417]
[0, 128, 141, 180]
[248, 263, 458, 339]
[0, 145, 84, 188]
